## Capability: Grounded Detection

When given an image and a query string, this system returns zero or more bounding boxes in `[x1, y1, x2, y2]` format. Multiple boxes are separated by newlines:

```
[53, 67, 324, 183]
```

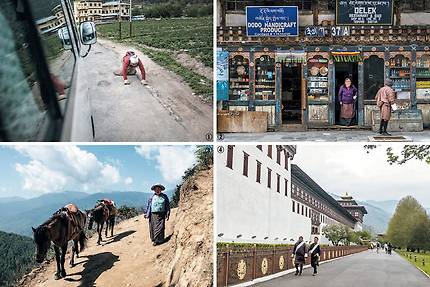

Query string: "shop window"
[389, 54, 411, 100]
[255, 54, 276, 100]
[319, 0, 336, 11]
[229, 55, 250, 101]
[401, 0, 430, 11]
[416, 54, 430, 100]
[307, 55, 329, 101]
[363, 55, 384, 100]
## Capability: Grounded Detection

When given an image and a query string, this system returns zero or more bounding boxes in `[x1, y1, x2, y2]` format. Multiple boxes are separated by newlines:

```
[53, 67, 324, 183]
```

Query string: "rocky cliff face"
[162, 167, 213, 287]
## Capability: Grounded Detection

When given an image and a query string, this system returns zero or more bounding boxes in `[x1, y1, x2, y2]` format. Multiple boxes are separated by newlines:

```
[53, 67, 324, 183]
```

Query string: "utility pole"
[118, 0, 122, 39]
[129, 0, 132, 37]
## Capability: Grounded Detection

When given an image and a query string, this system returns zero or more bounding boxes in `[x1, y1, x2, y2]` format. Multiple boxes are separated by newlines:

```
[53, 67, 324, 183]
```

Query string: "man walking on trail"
[309, 236, 321, 276]
[114, 51, 148, 85]
[292, 236, 307, 276]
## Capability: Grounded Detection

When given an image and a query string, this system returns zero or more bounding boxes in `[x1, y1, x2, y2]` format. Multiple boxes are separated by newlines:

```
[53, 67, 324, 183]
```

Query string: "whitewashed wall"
[217, 145, 300, 244]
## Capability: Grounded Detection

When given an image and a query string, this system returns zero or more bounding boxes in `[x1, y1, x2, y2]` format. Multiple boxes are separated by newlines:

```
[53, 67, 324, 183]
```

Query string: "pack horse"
[32, 204, 87, 280]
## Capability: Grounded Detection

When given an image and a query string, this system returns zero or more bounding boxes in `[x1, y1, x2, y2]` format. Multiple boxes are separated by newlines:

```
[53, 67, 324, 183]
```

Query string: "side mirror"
[79, 21, 97, 45]
[58, 27, 72, 50]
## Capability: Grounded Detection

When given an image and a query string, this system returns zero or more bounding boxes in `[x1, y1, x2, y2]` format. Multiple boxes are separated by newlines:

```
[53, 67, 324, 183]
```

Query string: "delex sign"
[246, 6, 299, 37]
[336, 0, 394, 25]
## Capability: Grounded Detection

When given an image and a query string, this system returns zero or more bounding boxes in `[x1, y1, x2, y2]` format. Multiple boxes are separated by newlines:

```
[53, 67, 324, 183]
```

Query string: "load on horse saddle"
[59, 203, 85, 236]
[97, 199, 117, 216]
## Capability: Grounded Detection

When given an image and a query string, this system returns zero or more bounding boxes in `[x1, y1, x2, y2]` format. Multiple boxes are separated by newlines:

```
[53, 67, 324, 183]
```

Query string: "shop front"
[217, 43, 430, 131]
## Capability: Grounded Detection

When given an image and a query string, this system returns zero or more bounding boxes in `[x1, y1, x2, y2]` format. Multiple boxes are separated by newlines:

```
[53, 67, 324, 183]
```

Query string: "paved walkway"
[219, 130, 430, 142]
[254, 250, 429, 287]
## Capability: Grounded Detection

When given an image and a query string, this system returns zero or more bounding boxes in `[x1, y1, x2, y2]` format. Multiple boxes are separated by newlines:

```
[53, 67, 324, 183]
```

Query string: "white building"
[73, 0, 130, 23]
[217, 145, 366, 245]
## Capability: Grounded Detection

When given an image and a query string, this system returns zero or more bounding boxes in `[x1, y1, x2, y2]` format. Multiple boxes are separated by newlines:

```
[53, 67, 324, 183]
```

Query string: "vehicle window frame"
[17, 0, 66, 141]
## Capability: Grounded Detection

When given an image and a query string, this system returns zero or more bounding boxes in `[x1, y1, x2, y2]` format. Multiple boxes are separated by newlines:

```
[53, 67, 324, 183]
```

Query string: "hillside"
[19, 167, 213, 287]
[0, 190, 173, 236]
[0, 231, 35, 287]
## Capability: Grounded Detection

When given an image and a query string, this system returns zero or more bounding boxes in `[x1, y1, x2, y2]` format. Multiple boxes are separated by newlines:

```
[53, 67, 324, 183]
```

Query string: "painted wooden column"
[358, 54, 365, 126]
[275, 62, 282, 126]
[249, 50, 256, 111]
[328, 57, 335, 125]
[303, 62, 309, 126]
[411, 47, 417, 110]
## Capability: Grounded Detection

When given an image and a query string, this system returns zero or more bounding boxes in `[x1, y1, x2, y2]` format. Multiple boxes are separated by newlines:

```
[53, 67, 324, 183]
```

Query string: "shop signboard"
[336, 0, 394, 25]
[246, 6, 299, 37]
[217, 50, 229, 101]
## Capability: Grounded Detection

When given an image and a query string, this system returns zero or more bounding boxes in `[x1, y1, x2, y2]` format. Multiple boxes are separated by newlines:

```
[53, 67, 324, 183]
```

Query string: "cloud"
[293, 145, 430, 206]
[125, 177, 133, 185]
[135, 146, 196, 183]
[14, 146, 122, 193]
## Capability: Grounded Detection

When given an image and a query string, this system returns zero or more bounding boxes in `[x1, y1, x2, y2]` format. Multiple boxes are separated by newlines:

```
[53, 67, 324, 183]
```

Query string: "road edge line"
[230, 250, 368, 287]
[396, 251, 430, 280]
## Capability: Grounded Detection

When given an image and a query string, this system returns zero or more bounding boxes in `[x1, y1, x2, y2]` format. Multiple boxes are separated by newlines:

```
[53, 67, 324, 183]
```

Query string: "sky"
[0, 145, 197, 199]
[292, 144, 430, 207]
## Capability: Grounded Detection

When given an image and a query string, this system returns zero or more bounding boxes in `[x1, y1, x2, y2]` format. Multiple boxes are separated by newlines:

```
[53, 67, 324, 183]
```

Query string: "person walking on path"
[292, 236, 307, 276]
[145, 183, 170, 246]
[388, 242, 393, 255]
[338, 78, 358, 126]
[375, 79, 397, 135]
[384, 243, 388, 254]
[309, 237, 321, 276]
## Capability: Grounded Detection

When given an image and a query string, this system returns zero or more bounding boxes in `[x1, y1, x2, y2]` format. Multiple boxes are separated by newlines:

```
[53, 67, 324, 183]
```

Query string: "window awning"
[276, 51, 306, 63]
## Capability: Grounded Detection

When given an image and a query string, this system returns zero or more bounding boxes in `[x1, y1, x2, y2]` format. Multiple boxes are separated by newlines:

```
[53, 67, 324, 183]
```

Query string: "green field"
[397, 250, 430, 277]
[97, 17, 213, 67]
[97, 17, 212, 97]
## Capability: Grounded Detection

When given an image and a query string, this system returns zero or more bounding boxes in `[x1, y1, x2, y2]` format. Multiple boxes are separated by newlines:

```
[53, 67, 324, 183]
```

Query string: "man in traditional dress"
[309, 236, 321, 276]
[338, 78, 358, 126]
[145, 183, 170, 246]
[292, 236, 307, 276]
[375, 79, 397, 136]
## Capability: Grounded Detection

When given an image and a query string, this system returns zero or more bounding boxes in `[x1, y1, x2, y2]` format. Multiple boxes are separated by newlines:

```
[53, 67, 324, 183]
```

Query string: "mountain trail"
[19, 167, 213, 287]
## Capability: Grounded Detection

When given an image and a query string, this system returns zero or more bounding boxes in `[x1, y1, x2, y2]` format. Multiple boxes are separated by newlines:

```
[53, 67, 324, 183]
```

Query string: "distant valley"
[0, 190, 173, 236]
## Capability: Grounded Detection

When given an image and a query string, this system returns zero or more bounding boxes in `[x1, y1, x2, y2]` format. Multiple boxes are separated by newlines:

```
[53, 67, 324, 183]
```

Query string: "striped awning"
[275, 51, 306, 63]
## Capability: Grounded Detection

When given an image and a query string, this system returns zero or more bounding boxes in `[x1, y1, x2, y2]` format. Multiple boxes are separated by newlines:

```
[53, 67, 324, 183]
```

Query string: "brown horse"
[87, 204, 110, 245]
[32, 207, 87, 280]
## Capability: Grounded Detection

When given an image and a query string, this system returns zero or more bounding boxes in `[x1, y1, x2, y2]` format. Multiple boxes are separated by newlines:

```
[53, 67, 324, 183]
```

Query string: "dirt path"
[20, 212, 177, 287]
[84, 38, 212, 142]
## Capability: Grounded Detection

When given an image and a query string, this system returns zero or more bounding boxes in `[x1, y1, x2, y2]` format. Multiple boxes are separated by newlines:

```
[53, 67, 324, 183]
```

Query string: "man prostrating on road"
[292, 236, 307, 276]
[114, 51, 148, 85]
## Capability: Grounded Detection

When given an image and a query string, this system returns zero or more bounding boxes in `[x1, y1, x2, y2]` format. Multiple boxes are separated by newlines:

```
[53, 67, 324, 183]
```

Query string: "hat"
[130, 54, 139, 66]
[384, 79, 393, 87]
[151, 183, 165, 191]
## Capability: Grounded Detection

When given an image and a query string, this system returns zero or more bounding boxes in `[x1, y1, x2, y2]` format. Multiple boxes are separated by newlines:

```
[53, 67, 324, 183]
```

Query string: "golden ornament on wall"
[425, 46, 429, 51]
[372, 47, 377, 52]
[264, 47, 269, 52]
[238, 47, 243, 52]
[315, 47, 320, 52]
[237, 259, 247, 280]
[261, 258, 269, 275]
[279, 256, 285, 270]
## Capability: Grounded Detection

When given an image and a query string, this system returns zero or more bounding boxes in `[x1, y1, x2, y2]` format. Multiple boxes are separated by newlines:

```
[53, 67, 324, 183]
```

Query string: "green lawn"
[97, 17, 213, 97]
[397, 250, 430, 277]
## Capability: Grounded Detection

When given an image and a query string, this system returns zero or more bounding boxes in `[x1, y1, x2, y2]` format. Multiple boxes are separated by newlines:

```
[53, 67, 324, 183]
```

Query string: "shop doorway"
[334, 62, 359, 125]
[281, 63, 303, 125]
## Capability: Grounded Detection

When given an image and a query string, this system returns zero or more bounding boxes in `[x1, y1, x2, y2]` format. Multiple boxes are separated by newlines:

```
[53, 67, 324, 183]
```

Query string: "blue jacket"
[145, 193, 170, 218]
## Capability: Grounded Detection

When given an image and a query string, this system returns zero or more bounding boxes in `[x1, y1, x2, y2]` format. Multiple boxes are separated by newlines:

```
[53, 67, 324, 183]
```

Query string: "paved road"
[83, 39, 212, 142]
[220, 130, 430, 142]
[254, 250, 429, 287]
